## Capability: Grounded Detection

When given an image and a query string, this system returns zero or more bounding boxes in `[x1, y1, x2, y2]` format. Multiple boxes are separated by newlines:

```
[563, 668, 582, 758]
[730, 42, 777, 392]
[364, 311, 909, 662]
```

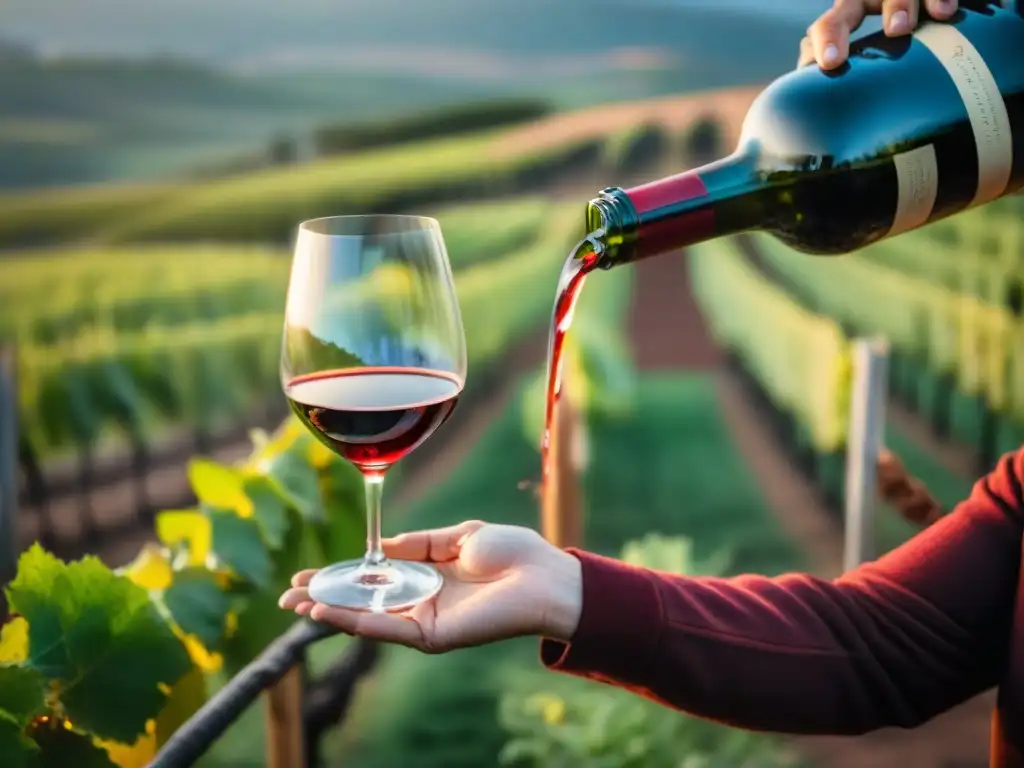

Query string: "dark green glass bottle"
[587, 0, 1024, 268]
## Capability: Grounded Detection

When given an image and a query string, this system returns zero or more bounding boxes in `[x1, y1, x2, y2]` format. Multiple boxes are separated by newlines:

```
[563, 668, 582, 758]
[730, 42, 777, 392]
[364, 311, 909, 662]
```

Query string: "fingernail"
[888, 10, 909, 33]
[823, 44, 840, 67]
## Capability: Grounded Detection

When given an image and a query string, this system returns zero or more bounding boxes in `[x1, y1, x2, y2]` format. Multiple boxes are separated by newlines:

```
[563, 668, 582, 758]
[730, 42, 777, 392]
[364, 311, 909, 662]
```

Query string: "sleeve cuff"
[540, 548, 665, 680]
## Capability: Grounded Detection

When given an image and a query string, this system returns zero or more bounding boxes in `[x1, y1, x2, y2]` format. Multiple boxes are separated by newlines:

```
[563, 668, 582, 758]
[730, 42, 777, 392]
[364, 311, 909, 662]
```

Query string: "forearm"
[541, 549, 1004, 734]
[540, 452, 1021, 733]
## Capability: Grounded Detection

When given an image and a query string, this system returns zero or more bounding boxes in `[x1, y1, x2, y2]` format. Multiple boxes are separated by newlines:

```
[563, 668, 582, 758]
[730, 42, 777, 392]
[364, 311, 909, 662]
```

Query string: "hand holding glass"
[281, 215, 466, 612]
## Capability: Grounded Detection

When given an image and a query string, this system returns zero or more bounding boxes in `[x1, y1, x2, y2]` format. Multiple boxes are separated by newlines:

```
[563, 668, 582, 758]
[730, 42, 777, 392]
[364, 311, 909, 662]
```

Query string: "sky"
[3, 0, 834, 63]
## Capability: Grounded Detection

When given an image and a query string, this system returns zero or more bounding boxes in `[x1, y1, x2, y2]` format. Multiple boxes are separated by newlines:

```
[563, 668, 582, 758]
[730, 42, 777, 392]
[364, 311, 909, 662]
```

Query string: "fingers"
[278, 585, 312, 610]
[804, 0, 947, 71]
[797, 35, 816, 68]
[882, 0, 917, 37]
[381, 520, 486, 563]
[291, 569, 318, 588]
[278, 598, 424, 643]
[308, 603, 428, 649]
[806, 0, 876, 70]
[924, 0, 957, 19]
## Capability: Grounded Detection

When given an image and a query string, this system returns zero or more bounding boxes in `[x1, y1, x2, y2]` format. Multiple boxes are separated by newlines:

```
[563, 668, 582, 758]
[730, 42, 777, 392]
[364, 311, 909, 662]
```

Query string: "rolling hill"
[0, 0, 812, 189]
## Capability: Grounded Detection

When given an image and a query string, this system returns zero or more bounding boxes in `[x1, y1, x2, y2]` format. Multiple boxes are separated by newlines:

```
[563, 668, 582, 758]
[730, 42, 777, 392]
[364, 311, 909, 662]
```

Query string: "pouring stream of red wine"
[536, 233, 604, 492]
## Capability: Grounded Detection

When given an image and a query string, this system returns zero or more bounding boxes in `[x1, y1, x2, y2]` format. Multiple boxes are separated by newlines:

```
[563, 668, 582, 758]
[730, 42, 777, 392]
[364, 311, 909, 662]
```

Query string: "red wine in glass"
[286, 367, 462, 475]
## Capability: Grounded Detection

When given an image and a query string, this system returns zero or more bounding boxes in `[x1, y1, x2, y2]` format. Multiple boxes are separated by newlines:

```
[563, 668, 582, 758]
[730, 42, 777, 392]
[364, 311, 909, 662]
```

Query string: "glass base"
[307, 558, 443, 613]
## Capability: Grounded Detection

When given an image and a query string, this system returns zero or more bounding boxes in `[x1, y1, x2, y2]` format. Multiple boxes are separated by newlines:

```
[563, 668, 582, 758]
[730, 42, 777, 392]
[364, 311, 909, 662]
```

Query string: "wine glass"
[281, 214, 466, 613]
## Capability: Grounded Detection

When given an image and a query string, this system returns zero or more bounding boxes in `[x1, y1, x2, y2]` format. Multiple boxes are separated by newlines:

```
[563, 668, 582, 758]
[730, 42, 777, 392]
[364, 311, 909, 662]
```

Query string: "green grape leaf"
[5, 545, 191, 743]
[163, 569, 231, 652]
[0, 709, 37, 768]
[31, 724, 119, 768]
[220, 591, 296, 678]
[154, 664, 208, 748]
[318, 461, 365, 564]
[207, 508, 273, 589]
[5, 550, 71, 678]
[0, 666, 46, 724]
[0, 616, 30, 664]
[619, 534, 693, 576]
[155, 510, 212, 567]
[243, 476, 290, 550]
[266, 446, 324, 520]
[188, 459, 250, 516]
[271, 508, 328, 593]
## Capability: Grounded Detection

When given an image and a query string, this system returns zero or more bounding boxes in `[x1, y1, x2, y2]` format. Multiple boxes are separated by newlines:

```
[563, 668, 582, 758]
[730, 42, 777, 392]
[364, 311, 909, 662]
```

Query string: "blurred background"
[1, 0, 1016, 766]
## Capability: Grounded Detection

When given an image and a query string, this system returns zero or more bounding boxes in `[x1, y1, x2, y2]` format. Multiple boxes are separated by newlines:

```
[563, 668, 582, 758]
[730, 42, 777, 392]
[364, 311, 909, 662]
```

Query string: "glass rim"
[298, 214, 440, 237]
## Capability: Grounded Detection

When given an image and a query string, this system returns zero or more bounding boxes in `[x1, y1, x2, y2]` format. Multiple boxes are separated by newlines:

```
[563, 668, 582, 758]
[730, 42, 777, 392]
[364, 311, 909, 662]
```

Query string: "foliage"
[0, 417, 364, 766]
[429, 197, 551, 272]
[314, 98, 552, 156]
[601, 123, 669, 175]
[497, 534, 798, 768]
[693, 233, 981, 555]
[9, 200, 579, 460]
[0, 121, 597, 249]
[689, 238, 851, 454]
[752, 222, 1024, 457]
[0, 185, 179, 249]
[77, 131, 599, 245]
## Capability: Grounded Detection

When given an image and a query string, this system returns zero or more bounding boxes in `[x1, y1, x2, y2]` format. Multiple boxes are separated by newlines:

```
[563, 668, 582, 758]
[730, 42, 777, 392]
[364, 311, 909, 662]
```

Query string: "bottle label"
[890, 144, 939, 236]
[914, 23, 1013, 206]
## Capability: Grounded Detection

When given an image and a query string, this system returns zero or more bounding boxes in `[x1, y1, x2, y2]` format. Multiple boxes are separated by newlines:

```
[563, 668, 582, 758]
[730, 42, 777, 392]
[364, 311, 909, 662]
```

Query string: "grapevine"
[0, 418, 365, 767]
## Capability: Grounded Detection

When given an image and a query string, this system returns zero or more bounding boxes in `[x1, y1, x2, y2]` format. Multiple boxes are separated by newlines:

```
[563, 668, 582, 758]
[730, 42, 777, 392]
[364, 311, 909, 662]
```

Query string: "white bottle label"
[914, 23, 1013, 206]
[890, 144, 939, 236]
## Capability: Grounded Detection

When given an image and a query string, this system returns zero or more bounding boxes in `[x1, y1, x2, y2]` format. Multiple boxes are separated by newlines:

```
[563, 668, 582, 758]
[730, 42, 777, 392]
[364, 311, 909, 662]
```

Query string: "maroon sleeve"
[540, 448, 1024, 735]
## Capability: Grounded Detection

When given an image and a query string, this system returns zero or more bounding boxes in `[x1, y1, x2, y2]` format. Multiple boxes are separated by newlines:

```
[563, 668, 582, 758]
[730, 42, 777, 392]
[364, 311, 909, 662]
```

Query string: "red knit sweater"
[540, 448, 1024, 766]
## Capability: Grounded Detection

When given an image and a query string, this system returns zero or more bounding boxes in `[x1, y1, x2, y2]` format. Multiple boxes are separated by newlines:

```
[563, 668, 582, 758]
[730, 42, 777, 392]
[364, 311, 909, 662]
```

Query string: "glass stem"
[363, 474, 388, 568]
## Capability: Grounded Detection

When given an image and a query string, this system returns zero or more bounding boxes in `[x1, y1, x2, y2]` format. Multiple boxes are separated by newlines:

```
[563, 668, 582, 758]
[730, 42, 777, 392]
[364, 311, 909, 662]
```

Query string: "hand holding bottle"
[798, 0, 959, 70]
[278, 521, 584, 651]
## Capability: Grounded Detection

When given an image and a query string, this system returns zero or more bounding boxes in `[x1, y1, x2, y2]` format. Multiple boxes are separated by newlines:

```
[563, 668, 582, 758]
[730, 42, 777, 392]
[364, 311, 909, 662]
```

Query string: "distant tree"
[268, 134, 297, 166]
[686, 116, 724, 164]
[313, 98, 552, 157]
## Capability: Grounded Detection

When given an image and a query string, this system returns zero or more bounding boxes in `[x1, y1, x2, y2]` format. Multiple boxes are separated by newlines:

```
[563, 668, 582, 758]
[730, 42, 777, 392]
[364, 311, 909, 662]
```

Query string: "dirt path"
[626, 250, 843, 574]
[627, 250, 722, 371]
[715, 369, 845, 577]
[625, 246, 995, 767]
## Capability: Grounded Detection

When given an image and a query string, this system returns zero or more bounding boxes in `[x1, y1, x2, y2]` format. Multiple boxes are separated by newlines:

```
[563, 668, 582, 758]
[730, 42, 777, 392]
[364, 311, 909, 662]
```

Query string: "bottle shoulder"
[741, 7, 1024, 164]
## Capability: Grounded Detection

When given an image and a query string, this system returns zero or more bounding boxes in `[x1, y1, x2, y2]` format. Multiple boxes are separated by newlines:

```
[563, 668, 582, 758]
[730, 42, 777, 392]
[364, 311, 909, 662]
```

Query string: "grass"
[317, 373, 800, 768]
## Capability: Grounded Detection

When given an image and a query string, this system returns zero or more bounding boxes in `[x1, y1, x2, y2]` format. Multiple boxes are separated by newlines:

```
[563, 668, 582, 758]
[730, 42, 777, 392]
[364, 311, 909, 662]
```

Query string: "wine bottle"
[586, 0, 1024, 268]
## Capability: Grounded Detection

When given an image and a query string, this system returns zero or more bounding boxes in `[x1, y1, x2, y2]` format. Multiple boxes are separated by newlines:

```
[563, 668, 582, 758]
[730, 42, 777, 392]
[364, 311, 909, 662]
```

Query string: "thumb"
[382, 520, 487, 563]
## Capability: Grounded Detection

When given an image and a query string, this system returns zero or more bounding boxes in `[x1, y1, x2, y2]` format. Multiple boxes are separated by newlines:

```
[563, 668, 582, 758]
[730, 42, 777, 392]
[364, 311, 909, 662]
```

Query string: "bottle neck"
[587, 148, 763, 269]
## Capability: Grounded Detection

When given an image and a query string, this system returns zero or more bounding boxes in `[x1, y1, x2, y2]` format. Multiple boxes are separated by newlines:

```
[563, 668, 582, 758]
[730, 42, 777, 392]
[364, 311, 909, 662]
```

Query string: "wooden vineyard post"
[843, 337, 890, 573]
[0, 344, 17, 622]
[541, 371, 586, 550]
[265, 663, 306, 768]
